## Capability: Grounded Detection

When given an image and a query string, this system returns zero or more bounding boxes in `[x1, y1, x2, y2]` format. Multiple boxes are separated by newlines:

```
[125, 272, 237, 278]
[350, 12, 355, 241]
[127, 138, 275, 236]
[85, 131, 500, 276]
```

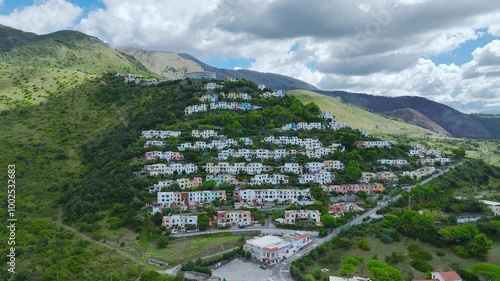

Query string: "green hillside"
[0, 25, 155, 111]
[289, 89, 442, 138]
[0, 27, 149, 74]
[119, 48, 204, 80]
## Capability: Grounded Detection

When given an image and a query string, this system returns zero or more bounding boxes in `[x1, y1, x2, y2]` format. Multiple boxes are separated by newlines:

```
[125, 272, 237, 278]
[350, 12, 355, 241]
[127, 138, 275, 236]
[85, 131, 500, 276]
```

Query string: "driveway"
[212, 259, 275, 281]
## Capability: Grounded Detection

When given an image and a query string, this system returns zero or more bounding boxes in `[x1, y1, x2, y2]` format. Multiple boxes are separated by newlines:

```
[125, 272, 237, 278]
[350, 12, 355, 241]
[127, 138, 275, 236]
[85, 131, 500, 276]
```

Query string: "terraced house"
[234, 188, 311, 205]
[216, 210, 252, 227]
[155, 190, 226, 211]
[322, 183, 385, 194]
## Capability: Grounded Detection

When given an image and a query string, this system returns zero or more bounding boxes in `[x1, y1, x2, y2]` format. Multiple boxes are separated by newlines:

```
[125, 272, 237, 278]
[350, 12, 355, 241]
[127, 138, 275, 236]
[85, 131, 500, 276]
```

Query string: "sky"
[1, 0, 500, 114]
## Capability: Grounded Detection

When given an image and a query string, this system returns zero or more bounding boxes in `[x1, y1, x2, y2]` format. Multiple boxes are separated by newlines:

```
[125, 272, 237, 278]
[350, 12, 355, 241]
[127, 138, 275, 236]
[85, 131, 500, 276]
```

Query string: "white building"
[258, 84, 266, 90]
[142, 163, 198, 176]
[244, 235, 293, 265]
[162, 214, 198, 229]
[191, 129, 218, 138]
[184, 104, 208, 115]
[355, 140, 394, 148]
[141, 130, 181, 139]
[250, 174, 289, 186]
[284, 210, 321, 224]
[203, 82, 221, 90]
[143, 141, 166, 147]
[281, 163, 303, 174]
[378, 159, 409, 166]
[298, 171, 333, 185]
[402, 166, 436, 180]
[481, 200, 500, 216]
[187, 71, 216, 80]
[234, 188, 311, 204]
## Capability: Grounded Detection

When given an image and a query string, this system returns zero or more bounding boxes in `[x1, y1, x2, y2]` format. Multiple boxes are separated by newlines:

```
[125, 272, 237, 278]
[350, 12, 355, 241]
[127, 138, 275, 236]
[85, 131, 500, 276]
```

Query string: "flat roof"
[481, 200, 500, 206]
[246, 235, 290, 249]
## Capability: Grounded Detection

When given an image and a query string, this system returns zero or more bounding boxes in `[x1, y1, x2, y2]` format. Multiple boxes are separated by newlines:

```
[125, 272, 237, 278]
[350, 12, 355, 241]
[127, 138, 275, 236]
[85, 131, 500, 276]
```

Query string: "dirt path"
[56, 206, 144, 266]
[112, 103, 128, 127]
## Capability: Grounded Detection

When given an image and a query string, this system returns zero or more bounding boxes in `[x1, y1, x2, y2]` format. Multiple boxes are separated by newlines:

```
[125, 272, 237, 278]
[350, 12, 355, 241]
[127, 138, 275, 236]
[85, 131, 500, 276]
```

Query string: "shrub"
[157, 236, 169, 249]
[410, 260, 434, 273]
[436, 250, 445, 257]
[408, 245, 432, 261]
[357, 239, 371, 251]
[385, 252, 404, 264]
[452, 245, 470, 259]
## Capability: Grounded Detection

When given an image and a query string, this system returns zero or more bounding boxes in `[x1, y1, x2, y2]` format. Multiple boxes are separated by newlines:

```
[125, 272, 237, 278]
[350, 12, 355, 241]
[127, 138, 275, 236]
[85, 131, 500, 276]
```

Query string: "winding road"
[272, 161, 464, 281]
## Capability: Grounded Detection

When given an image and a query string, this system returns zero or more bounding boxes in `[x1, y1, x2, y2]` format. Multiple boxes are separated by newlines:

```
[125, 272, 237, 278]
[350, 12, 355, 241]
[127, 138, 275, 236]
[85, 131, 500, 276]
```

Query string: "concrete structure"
[418, 158, 451, 165]
[481, 200, 500, 216]
[191, 130, 218, 138]
[284, 210, 321, 224]
[141, 130, 181, 139]
[187, 71, 216, 80]
[155, 190, 226, 210]
[143, 141, 166, 147]
[162, 214, 198, 230]
[354, 140, 394, 148]
[203, 82, 221, 90]
[216, 210, 252, 227]
[234, 188, 311, 205]
[417, 271, 462, 281]
[244, 232, 311, 265]
[328, 202, 362, 217]
[402, 166, 436, 180]
[378, 159, 409, 166]
[322, 183, 385, 194]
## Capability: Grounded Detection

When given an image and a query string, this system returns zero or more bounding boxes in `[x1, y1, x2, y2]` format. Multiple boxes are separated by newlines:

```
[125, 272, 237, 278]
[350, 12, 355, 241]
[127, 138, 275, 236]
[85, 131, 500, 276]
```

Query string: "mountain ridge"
[317, 90, 498, 139]
[1, 24, 499, 139]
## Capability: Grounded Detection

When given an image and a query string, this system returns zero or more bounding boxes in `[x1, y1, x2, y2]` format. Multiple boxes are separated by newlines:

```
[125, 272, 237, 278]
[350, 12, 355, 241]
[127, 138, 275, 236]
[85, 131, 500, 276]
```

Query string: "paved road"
[272, 161, 464, 281]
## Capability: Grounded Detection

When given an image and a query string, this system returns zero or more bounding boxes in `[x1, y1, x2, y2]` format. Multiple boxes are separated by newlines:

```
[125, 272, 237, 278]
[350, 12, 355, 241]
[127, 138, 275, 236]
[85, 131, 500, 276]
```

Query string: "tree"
[340, 256, 363, 276]
[201, 180, 217, 190]
[305, 274, 315, 281]
[321, 214, 339, 229]
[366, 259, 403, 281]
[469, 233, 493, 258]
[452, 148, 466, 159]
[470, 263, 500, 281]
[157, 236, 169, 249]
[198, 214, 209, 231]
[345, 166, 362, 182]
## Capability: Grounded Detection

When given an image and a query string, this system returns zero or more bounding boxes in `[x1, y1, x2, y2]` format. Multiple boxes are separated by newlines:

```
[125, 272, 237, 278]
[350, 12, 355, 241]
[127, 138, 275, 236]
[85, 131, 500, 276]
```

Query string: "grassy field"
[288, 90, 441, 138]
[126, 233, 247, 266]
[305, 236, 499, 281]
[0, 62, 91, 110]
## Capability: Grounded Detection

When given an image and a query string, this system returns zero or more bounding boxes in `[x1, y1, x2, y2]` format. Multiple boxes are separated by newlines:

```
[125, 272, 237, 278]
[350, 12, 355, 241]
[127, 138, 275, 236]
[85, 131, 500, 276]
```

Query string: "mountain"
[118, 47, 204, 80]
[318, 90, 498, 139]
[0, 25, 154, 110]
[119, 48, 318, 91]
[382, 108, 452, 137]
[0, 25, 150, 74]
[288, 90, 441, 138]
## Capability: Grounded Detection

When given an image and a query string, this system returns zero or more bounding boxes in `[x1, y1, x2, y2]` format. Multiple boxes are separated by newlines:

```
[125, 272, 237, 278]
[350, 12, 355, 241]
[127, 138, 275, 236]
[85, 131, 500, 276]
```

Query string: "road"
[273, 161, 464, 281]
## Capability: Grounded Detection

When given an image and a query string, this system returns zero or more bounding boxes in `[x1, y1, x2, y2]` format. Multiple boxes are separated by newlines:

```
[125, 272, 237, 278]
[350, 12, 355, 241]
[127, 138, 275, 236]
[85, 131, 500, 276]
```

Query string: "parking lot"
[212, 259, 274, 281]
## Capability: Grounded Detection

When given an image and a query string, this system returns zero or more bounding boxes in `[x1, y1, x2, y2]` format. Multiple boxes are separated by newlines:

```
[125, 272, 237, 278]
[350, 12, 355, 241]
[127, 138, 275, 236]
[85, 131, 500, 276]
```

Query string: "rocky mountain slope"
[319, 91, 498, 139]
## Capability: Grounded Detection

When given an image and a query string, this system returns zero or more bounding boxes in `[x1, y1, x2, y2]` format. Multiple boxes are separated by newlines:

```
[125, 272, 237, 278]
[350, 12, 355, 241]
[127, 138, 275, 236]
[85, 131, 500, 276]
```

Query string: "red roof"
[262, 247, 279, 253]
[438, 271, 462, 281]
[292, 234, 310, 241]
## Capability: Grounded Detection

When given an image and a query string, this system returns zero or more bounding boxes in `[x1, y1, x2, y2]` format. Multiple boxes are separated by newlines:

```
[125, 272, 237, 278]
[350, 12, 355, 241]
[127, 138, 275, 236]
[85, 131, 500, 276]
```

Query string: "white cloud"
[0, 0, 82, 34]
[3, 0, 500, 113]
